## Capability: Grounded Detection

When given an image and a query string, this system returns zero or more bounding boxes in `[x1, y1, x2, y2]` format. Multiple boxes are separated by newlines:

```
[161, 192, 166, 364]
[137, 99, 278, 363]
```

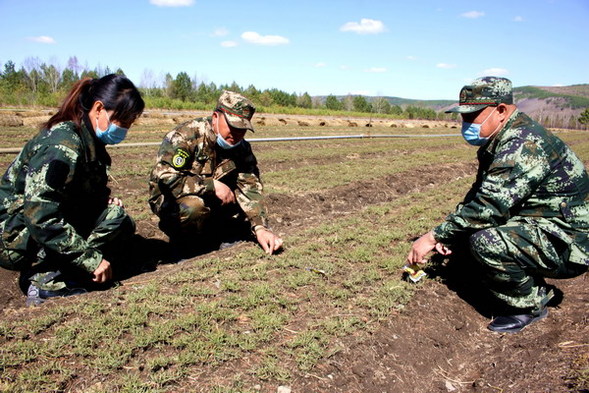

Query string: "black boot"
[487, 307, 548, 333]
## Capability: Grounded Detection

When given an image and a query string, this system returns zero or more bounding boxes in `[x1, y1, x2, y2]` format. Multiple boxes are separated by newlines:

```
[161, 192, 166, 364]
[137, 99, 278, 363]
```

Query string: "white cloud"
[406, 55, 417, 61]
[212, 28, 229, 37]
[221, 41, 237, 48]
[340, 18, 386, 34]
[27, 36, 56, 44]
[241, 31, 289, 46]
[461, 10, 485, 19]
[315, 62, 327, 68]
[365, 67, 387, 73]
[340, 65, 351, 70]
[150, 0, 194, 6]
[513, 16, 524, 22]
[480, 68, 509, 76]
[436, 63, 456, 69]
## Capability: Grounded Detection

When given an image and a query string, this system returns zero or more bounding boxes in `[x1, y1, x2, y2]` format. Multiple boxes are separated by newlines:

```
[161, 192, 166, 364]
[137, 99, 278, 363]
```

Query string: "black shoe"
[487, 308, 548, 333]
[26, 284, 87, 306]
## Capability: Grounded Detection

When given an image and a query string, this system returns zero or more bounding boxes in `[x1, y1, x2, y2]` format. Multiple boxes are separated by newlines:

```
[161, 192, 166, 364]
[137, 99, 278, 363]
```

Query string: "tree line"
[0, 57, 455, 121]
[1, 57, 587, 127]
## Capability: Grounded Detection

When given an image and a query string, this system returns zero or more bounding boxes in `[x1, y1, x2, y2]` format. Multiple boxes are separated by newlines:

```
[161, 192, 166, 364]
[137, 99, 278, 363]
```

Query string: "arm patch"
[45, 160, 71, 189]
[172, 149, 190, 169]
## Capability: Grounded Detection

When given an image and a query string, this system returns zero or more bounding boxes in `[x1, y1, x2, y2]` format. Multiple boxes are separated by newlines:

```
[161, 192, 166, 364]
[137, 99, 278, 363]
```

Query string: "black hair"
[44, 74, 145, 130]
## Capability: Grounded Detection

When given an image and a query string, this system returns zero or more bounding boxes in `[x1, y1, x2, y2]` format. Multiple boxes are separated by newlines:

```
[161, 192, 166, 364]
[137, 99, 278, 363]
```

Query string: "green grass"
[0, 171, 472, 391]
[1, 120, 588, 391]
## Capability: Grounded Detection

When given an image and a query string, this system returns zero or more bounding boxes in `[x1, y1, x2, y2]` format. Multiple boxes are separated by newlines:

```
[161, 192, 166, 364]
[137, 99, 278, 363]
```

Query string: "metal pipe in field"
[0, 133, 461, 154]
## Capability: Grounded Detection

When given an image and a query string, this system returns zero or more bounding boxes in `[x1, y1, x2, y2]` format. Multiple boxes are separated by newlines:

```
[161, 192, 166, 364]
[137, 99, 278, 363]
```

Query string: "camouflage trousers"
[158, 195, 249, 237]
[158, 195, 212, 237]
[469, 218, 588, 311]
[0, 204, 135, 291]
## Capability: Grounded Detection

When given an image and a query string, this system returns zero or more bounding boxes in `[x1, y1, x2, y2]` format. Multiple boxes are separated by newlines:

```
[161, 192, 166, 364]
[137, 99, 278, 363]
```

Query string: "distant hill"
[318, 84, 589, 128]
[512, 84, 589, 128]
[515, 84, 589, 102]
[315, 95, 455, 111]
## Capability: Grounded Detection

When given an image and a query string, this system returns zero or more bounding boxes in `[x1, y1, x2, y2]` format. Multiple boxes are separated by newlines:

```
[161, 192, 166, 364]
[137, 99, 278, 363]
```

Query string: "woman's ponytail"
[43, 78, 94, 130]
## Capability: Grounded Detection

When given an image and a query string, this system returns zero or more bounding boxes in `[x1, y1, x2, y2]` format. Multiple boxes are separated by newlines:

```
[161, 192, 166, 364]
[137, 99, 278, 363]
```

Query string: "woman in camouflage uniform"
[0, 74, 144, 305]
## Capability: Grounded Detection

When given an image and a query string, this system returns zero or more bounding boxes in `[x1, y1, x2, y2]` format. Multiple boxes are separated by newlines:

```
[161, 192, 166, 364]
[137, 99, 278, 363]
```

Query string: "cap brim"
[223, 113, 255, 132]
[445, 104, 489, 114]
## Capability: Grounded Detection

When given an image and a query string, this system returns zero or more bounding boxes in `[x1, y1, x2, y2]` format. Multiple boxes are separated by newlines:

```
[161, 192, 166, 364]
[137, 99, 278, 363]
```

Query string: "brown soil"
[1, 150, 588, 392]
[292, 273, 589, 393]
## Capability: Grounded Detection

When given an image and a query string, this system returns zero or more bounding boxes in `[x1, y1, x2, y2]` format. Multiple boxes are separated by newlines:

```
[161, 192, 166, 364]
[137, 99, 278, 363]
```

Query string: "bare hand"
[406, 231, 438, 265]
[109, 197, 124, 207]
[213, 180, 236, 205]
[435, 242, 452, 256]
[255, 228, 283, 255]
[92, 259, 112, 283]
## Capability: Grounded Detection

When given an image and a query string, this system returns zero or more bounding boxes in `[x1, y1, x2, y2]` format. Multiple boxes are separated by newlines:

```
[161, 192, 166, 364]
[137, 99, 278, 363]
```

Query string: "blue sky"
[0, 0, 587, 100]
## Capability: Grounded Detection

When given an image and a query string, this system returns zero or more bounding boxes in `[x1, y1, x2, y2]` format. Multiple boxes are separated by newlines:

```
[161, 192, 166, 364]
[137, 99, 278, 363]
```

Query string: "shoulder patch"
[46, 160, 70, 189]
[172, 149, 190, 169]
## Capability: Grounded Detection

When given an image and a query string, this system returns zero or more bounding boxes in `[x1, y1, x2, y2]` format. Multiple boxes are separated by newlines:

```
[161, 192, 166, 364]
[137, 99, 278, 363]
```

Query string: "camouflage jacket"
[148, 117, 267, 228]
[0, 120, 112, 272]
[433, 110, 589, 264]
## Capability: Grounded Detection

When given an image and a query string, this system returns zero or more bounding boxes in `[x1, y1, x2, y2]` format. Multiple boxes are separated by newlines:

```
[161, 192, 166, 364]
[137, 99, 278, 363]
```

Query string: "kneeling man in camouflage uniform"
[407, 77, 589, 333]
[149, 91, 283, 255]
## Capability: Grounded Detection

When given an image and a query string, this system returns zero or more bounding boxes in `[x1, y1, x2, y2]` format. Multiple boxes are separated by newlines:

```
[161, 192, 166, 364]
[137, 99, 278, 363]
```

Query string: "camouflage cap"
[445, 76, 513, 114]
[216, 90, 256, 132]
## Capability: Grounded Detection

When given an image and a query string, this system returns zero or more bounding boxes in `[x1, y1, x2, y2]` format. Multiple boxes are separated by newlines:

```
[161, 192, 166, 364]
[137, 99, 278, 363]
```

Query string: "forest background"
[1, 57, 588, 129]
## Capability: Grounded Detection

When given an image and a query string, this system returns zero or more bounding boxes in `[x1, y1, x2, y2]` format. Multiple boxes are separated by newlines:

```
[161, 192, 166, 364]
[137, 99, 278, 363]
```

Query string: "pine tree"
[579, 108, 589, 128]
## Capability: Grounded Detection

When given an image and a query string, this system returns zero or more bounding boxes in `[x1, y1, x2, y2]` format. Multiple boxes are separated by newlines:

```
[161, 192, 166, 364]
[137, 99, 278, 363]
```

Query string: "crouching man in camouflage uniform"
[407, 77, 589, 333]
[149, 91, 283, 256]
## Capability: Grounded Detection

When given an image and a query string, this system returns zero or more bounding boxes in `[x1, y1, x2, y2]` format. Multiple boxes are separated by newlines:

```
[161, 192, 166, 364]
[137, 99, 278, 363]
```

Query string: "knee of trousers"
[176, 195, 211, 229]
[103, 204, 136, 237]
[86, 205, 136, 250]
[469, 228, 539, 298]
[468, 228, 509, 266]
[0, 220, 34, 271]
[0, 247, 29, 271]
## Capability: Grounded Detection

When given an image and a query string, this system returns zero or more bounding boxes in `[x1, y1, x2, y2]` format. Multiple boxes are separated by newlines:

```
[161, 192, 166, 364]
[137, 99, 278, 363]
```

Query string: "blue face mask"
[95, 111, 128, 145]
[461, 108, 496, 146]
[216, 133, 242, 149]
[461, 122, 487, 146]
